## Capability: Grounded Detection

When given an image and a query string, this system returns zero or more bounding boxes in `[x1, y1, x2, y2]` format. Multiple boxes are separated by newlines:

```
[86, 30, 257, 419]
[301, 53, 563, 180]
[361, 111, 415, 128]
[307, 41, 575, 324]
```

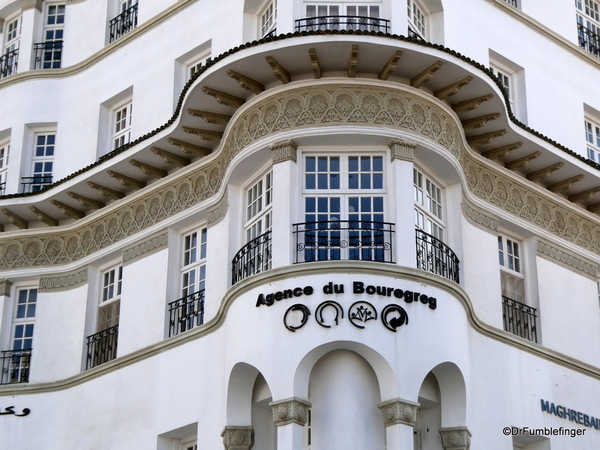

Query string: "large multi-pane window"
[0, 141, 8, 195]
[98, 265, 122, 331]
[181, 228, 207, 297]
[498, 235, 524, 303]
[112, 101, 132, 150]
[259, 0, 277, 37]
[245, 172, 273, 242]
[489, 62, 515, 110]
[301, 154, 388, 262]
[29, 133, 55, 192]
[577, 0, 600, 57]
[585, 117, 600, 163]
[34, 4, 65, 69]
[407, 0, 427, 39]
[1, 15, 21, 79]
[414, 167, 444, 241]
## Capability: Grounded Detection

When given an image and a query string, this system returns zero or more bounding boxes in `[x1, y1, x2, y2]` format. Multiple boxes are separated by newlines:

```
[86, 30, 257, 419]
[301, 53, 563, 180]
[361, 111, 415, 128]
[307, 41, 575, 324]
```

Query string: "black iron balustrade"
[407, 28, 424, 40]
[168, 290, 205, 337]
[295, 15, 390, 33]
[86, 325, 118, 370]
[503, 0, 518, 7]
[293, 220, 395, 264]
[415, 229, 460, 283]
[109, 4, 138, 43]
[33, 40, 63, 69]
[0, 49, 18, 79]
[21, 176, 53, 193]
[0, 181, 5, 196]
[231, 231, 272, 285]
[502, 296, 537, 343]
[0, 349, 31, 385]
[578, 23, 600, 57]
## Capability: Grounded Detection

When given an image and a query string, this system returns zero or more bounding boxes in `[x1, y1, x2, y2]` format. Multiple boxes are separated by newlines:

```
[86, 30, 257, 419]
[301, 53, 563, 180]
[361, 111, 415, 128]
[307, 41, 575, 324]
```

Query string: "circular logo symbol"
[315, 301, 344, 328]
[283, 304, 310, 332]
[348, 301, 377, 329]
[381, 304, 409, 332]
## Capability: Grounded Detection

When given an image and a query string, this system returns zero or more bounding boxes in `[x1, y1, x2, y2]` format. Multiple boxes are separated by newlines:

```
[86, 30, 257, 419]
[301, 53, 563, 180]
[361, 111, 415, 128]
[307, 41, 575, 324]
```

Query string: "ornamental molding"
[270, 397, 311, 426]
[39, 268, 88, 292]
[0, 278, 12, 296]
[389, 138, 416, 162]
[461, 199, 498, 233]
[377, 398, 419, 427]
[439, 427, 471, 450]
[271, 140, 297, 164]
[122, 231, 168, 266]
[207, 192, 229, 227]
[536, 239, 597, 280]
[0, 19, 4, 34]
[21, 0, 43, 11]
[0, 84, 599, 269]
[221, 426, 254, 450]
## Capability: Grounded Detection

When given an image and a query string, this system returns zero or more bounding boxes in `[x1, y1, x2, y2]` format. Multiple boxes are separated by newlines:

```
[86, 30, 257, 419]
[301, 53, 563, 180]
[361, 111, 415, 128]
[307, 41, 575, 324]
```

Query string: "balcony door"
[303, 3, 381, 31]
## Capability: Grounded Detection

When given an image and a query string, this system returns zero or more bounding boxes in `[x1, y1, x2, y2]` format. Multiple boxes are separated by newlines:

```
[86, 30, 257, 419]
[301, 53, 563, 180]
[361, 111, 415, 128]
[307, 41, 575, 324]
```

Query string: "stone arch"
[430, 361, 467, 427]
[226, 362, 260, 425]
[294, 340, 398, 401]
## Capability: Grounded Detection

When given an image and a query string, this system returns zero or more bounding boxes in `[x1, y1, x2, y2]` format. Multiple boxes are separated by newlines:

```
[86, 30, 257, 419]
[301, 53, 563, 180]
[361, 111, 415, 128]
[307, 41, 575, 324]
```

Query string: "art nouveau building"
[1, 0, 600, 449]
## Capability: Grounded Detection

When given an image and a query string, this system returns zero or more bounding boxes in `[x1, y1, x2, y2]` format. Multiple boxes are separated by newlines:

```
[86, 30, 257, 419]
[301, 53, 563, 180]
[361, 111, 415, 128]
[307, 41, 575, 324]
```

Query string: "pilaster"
[270, 398, 310, 450]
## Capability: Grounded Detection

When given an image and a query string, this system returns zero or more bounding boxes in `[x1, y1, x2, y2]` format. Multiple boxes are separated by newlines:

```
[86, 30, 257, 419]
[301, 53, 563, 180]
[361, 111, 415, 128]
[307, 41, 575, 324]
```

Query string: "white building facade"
[0, 1, 600, 449]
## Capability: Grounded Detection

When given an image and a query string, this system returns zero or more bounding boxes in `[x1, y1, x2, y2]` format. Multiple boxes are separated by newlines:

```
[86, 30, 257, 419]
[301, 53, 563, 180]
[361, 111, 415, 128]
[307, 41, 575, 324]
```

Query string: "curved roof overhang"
[0, 32, 599, 264]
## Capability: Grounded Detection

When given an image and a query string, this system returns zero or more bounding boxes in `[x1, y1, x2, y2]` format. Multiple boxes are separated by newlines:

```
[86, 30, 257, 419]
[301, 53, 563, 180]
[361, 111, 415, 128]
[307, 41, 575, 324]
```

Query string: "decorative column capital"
[0, 279, 12, 297]
[270, 397, 311, 426]
[21, 0, 43, 11]
[389, 139, 417, 162]
[377, 398, 419, 427]
[271, 140, 298, 164]
[439, 427, 472, 450]
[221, 426, 254, 450]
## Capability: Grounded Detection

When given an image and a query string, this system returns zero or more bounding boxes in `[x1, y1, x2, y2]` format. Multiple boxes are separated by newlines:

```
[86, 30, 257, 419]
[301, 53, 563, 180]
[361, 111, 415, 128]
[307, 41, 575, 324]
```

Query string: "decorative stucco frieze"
[0, 18, 4, 34]
[122, 231, 168, 266]
[536, 239, 598, 280]
[270, 397, 311, 426]
[377, 398, 419, 427]
[221, 426, 254, 450]
[439, 427, 471, 450]
[0, 278, 12, 296]
[461, 200, 499, 233]
[21, 0, 43, 11]
[39, 268, 88, 292]
[271, 140, 297, 164]
[0, 84, 599, 270]
[207, 192, 229, 226]
[389, 138, 417, 162]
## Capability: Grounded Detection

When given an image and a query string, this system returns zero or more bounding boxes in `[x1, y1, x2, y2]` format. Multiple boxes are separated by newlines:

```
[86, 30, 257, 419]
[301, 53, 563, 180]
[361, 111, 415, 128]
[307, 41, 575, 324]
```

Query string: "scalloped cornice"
[536, 239, 597, 280]
[39, 267, 88, 292]
[1, 84, 600, 270]
[122, 231, 168, 266]
[461, 199, 499, 233]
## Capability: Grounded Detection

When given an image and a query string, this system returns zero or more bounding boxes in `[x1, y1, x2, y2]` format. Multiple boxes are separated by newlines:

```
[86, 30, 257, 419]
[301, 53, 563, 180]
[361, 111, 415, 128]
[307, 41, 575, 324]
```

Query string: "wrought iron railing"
[415, 229, 460, 283]
[0, 49, 18, 79]
[0, 181, 5, 196]
[33, 40, 63, 69]
[86, 325, 118, 370]
[503, 0, 518, 7]
[295, 15, 390, 33]
[0, 349, 31, 385]
[109, 4, 138, 43]
[21, 176, 53, 193]
[502, 296, 537, 343]
[578, 23, 600, 57]
[168, 290, 205, 337]
[232, 231, 272, 285]
[408, 27, 424, 40]
[293, 220, 395, 264]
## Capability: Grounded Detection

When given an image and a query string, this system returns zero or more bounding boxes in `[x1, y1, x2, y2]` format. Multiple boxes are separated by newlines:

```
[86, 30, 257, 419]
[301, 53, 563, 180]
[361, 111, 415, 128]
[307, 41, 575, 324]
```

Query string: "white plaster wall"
[29, 285, 88, 383]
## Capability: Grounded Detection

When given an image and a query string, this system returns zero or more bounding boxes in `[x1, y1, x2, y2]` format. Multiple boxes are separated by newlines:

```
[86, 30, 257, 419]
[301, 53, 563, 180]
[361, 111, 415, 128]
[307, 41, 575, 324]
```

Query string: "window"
[24, 133, 55, 193]
[112, 100, 132, 150]
[259, 0, 277, 37]
[246, 171, 273, 242]
[407, 0, 427, 39]
[1, 15, 21, 79]
[34, 4, 65, 69]
[298, 154, 391, 263]
[303, 409, 312, 450]
[489, 63, 514, 110]
[489, 53, 526, 122]
[0, 141, 8, 195]
[303, 3, 381, 31]
[577, 0, 600, 57]
[503, 0, 519, 7]
[187, 52, 210, 80]
[414, 167, 444, 241]
[109, 0, 138, 42]
[585, 117, 600, 162]
[86, 265, 121, 369]
[1, 288, 36, 385]
[181, 437, 197, 450]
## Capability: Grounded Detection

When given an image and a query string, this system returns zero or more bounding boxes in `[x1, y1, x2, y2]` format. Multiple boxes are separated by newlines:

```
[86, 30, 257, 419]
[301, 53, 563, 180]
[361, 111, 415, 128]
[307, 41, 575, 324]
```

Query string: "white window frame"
[37, 3, 65, 69]
[3, 14, 21, 53]
[180, 226, 208, 298]
[259, 0, 277, 37]
[0, 139, 9, 195]
[111, 99, 132, 150]
[304, 2, 381, 31]
[414, 166, 445, 241]
[407, 0, 427, 39]
[489, 61, 515, 111]
[11, 287, 37, 352]
[498, 234, 525, 304]
[180, 436, 198, 450]
[186, 50, 211, 80]
[244, 170, 273, 243]
[585, 116, 600, 163]
[97, 264, 122, 332]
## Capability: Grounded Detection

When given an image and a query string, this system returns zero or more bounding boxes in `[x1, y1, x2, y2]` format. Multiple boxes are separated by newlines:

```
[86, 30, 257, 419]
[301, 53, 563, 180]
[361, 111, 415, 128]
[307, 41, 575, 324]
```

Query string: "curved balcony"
[0, 349, 31, 385]
[415, 229, 460, 283]
[295, 15, 390, 33]
[231, 231, 272, 285]
[168, 290, 205, 337]
[293, 220, 395, 264]
[85, 325, 118, 370]
[0, 48, 18, 80]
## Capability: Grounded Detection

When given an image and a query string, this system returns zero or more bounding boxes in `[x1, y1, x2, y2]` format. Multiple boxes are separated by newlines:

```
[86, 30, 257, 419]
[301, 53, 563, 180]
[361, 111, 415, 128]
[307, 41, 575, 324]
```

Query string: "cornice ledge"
[122, 230, 168, 266]
[461, 199, 498, 233]
[39, 267, 88, 292]
[536, 239, 598, 280]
